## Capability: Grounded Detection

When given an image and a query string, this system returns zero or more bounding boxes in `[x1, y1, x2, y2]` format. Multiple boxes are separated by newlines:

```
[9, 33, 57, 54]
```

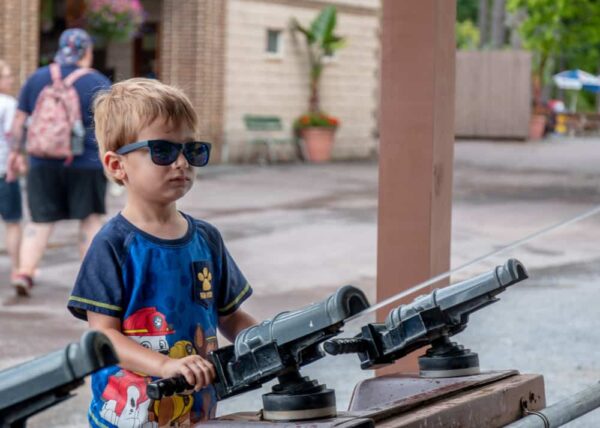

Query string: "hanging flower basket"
[85, 0, 145, 43]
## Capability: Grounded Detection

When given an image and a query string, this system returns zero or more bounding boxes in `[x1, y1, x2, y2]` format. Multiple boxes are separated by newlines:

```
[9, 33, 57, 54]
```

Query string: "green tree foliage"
[292, 6, 345, 113]
[458, 0, 479, 22]
[457, 0, 481, 50]
[456, 20, 481, 50]
[507, 0, 600, 106]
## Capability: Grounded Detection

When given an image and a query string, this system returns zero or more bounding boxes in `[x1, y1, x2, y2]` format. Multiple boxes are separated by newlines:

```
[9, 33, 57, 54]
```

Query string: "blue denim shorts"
[0, 176, 22, 222]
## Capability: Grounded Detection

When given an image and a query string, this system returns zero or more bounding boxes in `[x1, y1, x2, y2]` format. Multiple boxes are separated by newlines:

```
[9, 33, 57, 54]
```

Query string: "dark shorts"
[27, 166, 107, 223]
[0, 176, 22, 222]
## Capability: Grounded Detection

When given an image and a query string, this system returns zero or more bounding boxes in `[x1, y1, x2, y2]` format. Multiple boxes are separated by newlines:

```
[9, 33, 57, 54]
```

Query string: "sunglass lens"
[184, 142, 211, 167]
[149, 141, 179, 165]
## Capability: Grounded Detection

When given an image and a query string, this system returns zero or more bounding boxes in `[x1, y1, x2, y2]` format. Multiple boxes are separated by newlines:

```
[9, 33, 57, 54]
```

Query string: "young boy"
[67, 78, 256, 427]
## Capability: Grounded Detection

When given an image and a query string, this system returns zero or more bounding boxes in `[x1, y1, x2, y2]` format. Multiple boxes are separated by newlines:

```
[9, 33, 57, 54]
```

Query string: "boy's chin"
[163, 185, 193, 201]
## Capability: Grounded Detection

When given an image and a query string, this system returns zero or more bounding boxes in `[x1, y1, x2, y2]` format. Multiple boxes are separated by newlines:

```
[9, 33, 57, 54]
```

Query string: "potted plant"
[292, 6, 345, 162]
[85, 0, 145, 44]
[293, 112, 339, 162]
[506, 0, 597, 140]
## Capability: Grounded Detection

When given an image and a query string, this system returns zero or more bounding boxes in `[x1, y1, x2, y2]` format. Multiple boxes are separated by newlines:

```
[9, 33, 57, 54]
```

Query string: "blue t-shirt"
[67, 213, 253, 426]
[18, 64, 111, 169]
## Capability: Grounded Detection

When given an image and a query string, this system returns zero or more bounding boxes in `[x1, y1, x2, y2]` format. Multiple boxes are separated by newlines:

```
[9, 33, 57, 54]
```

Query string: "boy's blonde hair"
[93, 78, 198, 158]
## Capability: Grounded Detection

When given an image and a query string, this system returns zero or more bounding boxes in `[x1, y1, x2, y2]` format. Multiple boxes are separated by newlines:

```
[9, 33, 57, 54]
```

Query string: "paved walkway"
[2, 137, 600, 426]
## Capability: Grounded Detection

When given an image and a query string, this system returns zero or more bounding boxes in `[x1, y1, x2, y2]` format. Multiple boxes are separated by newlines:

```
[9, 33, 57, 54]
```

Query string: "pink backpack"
[26, 63, 92, 160]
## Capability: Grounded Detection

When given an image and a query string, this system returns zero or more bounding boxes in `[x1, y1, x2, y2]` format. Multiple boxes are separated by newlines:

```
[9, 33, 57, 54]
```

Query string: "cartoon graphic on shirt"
[149, 340, 197, 427]
[100, 308, 197, 427]
[169, 340, 197, 359]
[100, 370, 155, 428]
[123, 307, 174, 354]
[192, 262, 215, 309]
[194, 324, 218, 357]
[193, 325, 219, 421]
[197, 266, 213, 300]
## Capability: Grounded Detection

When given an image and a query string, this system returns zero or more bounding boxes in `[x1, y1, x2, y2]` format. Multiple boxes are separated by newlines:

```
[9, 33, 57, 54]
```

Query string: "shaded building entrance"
[39, 0, 162, 81]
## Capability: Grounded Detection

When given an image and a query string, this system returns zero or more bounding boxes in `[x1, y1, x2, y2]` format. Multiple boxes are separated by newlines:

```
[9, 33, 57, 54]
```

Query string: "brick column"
[0, 0, 40, 96]
[161, 0, 227, 162]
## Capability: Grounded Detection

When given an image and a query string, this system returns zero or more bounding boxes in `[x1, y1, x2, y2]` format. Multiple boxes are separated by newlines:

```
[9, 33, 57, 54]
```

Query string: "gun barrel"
[0, 331, 117, 422]
[386, 259, 527, 329]
[205, 285, 370, 401]
[324, 259, 528, 369]
[234, 285, 369, 357]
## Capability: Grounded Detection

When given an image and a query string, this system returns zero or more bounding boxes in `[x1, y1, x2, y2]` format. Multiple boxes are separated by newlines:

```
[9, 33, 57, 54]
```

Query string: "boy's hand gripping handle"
[146, 376, 194, 400]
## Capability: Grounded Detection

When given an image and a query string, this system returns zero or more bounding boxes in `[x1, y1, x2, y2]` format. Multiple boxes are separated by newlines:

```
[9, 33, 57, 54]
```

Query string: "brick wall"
[161, 0, 227, 162]
[0, 0, 39, 96]
[224, 0, 380, 161]
[0, 0, 379, 163]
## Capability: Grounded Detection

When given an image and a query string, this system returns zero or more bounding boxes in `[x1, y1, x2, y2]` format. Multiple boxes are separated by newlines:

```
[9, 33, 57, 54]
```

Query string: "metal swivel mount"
[261, 369, 336, 421]
[418, 336, 479, 378]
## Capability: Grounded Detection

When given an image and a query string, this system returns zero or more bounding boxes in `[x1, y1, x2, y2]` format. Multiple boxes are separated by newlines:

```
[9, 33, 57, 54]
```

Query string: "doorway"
[39, 0, 162, 81]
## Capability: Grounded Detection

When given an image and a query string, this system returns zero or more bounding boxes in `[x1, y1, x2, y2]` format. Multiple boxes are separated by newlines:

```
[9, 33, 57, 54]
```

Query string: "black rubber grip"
[323, 338, 368, 355]
[146, 376, 193, 400]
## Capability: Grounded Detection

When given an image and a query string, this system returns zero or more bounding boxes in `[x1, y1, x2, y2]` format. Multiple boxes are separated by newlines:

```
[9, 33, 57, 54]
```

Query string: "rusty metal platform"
[199, 371, 545, 427]
[350, 371, 545, 427]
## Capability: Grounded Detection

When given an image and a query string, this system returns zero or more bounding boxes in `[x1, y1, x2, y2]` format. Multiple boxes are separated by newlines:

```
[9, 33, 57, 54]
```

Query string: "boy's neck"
[121, 200, 188, 240]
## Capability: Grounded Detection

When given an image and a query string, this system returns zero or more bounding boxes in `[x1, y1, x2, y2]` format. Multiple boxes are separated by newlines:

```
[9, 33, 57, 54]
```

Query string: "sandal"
[12, 274, 34, 297]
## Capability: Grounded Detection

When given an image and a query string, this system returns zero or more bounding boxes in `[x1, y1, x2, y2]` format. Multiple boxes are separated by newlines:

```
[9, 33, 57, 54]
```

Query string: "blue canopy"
[553, 69, 600, 93]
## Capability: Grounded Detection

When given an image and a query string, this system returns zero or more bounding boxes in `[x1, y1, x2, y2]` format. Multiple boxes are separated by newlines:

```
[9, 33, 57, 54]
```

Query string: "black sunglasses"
[116, 140, 212, 167]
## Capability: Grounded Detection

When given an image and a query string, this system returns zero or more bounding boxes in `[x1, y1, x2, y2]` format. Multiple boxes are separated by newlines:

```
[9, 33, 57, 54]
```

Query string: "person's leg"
[5, 221, 22, 277]
[79, 214, 103, 257]
[67, 168, 107, 258]
[13, 165, 66, 295]
[0, 178, 23, 278]
[17, 222, 54, 277]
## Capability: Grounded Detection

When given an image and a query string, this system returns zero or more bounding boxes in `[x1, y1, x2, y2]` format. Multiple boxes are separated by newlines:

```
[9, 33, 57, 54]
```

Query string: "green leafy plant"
[456, 20, 480, 50]
[292, 6, 345, 128]
[508, 0, 600, 109]
[85, 0, 145, 43]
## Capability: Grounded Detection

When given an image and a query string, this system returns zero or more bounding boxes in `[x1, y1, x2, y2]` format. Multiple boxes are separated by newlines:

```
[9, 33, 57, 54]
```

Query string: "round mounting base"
[262, 383, 336, 421]
[419, 339, 480, 378]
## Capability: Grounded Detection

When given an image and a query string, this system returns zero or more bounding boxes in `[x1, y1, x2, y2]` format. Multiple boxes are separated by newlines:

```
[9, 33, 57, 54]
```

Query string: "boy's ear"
[103, 151, 127, 182]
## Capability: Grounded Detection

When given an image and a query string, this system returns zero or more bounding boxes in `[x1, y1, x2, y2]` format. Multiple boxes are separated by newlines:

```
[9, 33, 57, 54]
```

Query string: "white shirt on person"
[0, 93, 16, 176]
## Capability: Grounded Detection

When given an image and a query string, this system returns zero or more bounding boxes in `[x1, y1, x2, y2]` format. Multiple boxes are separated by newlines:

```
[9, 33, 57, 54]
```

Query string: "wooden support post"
[377, 0, 456, 375]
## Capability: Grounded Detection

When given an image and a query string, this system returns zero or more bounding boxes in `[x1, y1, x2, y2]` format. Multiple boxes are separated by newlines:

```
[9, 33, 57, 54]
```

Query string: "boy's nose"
[173, 151, 189, 168]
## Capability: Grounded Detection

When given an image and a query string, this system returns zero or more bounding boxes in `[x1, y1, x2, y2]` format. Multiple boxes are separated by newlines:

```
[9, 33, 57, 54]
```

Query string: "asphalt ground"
[2, 137, 600, 426]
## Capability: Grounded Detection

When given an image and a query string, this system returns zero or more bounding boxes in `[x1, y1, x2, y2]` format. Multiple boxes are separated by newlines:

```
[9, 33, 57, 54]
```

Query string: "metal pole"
[505, 382, 600, 427]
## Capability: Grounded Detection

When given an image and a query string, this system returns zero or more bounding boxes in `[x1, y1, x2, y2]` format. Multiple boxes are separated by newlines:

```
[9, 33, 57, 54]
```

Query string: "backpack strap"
[49, 63, 62, 83]
[63, 67, 94, 87]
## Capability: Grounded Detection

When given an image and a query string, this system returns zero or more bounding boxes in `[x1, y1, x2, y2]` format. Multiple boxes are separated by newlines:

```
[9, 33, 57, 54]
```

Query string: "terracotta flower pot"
[301, 127, 335, 162]
[529, 114, 546, 140]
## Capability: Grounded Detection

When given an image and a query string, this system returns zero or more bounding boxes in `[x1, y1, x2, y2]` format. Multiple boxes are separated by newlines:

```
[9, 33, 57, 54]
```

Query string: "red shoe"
[12, 274, 34, 297]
